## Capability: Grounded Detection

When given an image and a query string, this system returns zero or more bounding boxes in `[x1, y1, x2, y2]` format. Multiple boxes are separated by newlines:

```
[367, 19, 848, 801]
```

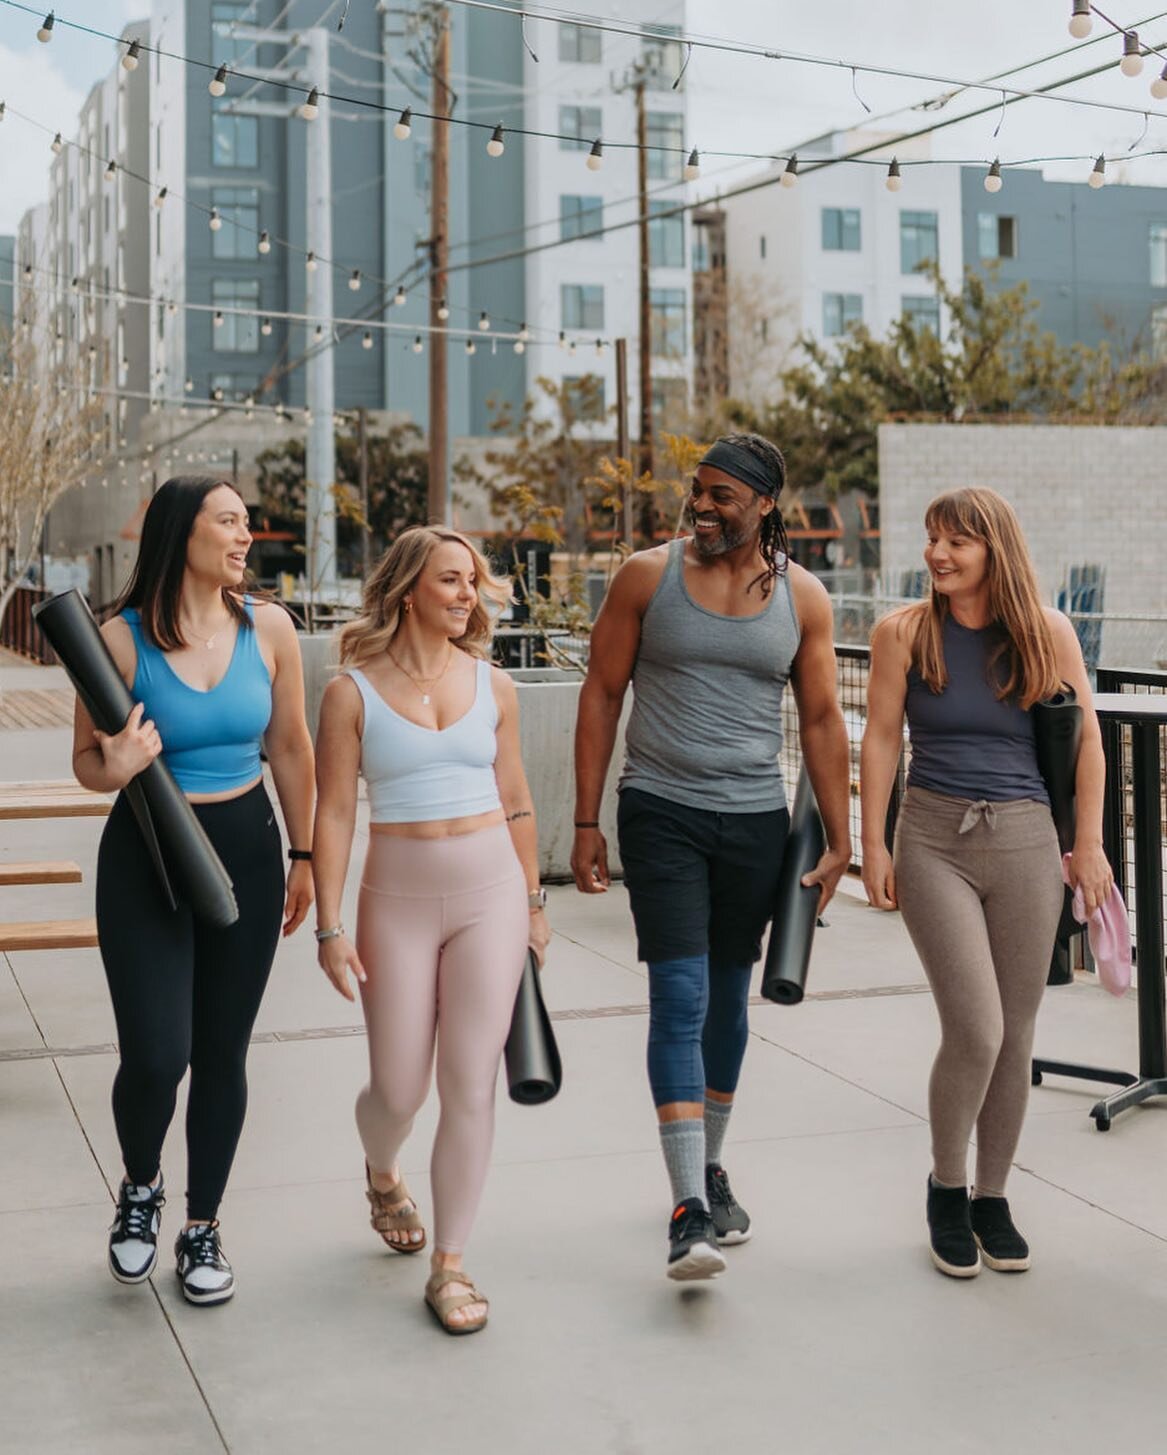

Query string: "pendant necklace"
[388, 645, 453, 705]
[182, 619, 227, 650]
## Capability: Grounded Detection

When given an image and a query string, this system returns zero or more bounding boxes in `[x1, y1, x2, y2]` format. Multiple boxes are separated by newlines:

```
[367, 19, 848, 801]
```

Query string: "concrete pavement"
[0, 716, 1165, 1454]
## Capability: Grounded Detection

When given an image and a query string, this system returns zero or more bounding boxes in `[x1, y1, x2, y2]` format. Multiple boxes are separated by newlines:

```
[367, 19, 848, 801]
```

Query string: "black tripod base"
[1030, 1058, 1155, 1131]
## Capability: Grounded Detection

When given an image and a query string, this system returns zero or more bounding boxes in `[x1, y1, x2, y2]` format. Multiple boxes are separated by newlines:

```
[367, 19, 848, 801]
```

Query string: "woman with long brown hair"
[312, 525, 550, 1334]
[861, 487, 1111, 1279]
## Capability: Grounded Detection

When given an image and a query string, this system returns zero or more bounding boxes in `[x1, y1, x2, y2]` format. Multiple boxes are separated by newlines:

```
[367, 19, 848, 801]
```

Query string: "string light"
[1153, 62, 1167, 101]
[257, 230, 271, 254]
[154, 186, 167, 206]
[1068, 0, 1092, 38]
[394, 285, 407, 306]
[122, 38, 141, 72]
[780, 154, 798, 189]
[184, 376, 193, 392]
[362, 330, 373, 349]
[1121, 32, 1144, 78]
[478, 310, 490, 330]
[487, 123, 505, 157]
[558, 330, 567, 350]
[36, 11, 54, 42]
[513, 337, 525, 354]
[213, 310, 224, 328]
[1089, 153, 1106, 187]
[299, 87, 320, 121]
[518, 322, 530, 342]
[104, 159, 116, 182]
[348, 268, 361, 291]
[885, 157, 902, 192]
[208, 63, 228, 98]
[683, 147, 700, 182]
[50, 132, 62, 154]
[261, 317, 273, 335]
[465, 338, 476, 355]
[305, 251, 317, 271]
[314, 324, 324, 340]
[412, 334, 424, 352]
[393, 107, 412, 140]
[586, 138, 603, 171]
[437, 297, 449, 320]
[208, 207, 222, 231]
[984, 157, 1002, 193]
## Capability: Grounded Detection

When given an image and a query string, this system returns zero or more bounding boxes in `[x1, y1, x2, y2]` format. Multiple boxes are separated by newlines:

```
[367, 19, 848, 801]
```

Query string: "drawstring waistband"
[958, 800, 997, 834]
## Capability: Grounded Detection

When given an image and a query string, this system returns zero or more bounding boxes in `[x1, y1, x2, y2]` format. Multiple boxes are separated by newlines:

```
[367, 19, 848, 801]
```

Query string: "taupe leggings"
[894, 787, 1063, 1196]
[354, 824, 529, 1253]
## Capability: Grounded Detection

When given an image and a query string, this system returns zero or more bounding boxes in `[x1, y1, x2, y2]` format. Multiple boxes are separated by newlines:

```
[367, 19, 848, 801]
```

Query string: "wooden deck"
[0, 689, 74, 730]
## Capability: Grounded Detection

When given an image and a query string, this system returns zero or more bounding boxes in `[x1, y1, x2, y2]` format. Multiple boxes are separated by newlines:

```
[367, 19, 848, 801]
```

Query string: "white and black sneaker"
[175, 1222, 235, 1306]
[706, 1163, 752, 1245]
[108, 1176, 166, 1284]
[666, 1197, 727, 1282]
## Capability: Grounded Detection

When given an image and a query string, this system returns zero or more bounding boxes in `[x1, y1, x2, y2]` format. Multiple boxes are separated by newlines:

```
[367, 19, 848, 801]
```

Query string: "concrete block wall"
[878, 422, 1167, 669]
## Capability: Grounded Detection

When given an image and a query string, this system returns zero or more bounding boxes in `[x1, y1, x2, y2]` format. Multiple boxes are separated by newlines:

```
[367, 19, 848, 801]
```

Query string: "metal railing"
[0, 586, 58, 665]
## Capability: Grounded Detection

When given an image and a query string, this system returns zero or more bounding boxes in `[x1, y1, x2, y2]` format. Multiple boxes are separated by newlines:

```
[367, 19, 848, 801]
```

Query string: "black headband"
[697, 440, 782, 498]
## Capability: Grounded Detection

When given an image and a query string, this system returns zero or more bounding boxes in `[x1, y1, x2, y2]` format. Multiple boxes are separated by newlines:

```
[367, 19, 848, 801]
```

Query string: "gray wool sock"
[703, 1096, 733, 1168]
[659, 1117, 706, 1208]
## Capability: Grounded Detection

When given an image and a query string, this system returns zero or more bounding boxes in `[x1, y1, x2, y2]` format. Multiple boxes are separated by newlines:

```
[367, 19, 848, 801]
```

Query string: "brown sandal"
[424, 1268, 489, 1335]
[365, 1164, 426, 1253]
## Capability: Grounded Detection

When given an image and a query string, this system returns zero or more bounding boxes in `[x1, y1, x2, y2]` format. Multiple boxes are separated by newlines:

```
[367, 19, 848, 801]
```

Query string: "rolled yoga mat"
[504, 948, 562, 1105]
[1033, 688, 1084, 986]
[33, 589, 239, 928]
[760, 763, 826, 1006]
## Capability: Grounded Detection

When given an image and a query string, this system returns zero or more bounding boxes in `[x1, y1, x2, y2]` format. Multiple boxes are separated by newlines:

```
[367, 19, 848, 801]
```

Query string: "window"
[212, 105, 258, 168]
[900, 210, 939, 274]
[209, 371, 260, 402]
[211, 278, 260, 352]
[211, 2, 250, 66]
[822, 207, 861, 252]
[560, 195, 603, 242]
[978, 213, 1018, 261]
[652, 376, 688, 424]
[563, 375, 606, 421]
[561, 284, 604, 331]
[648, 201, 685, 267]
[650, 287, 686, 356]
[823, 292, 863, 336]
[559, 106, 602, 152]
[211, 186, 259, 259]
[901, 295, 940, 333]
[558, 24, 601, 63]
[647, 112, 684, 180]
[1150, 223, 1167, 287]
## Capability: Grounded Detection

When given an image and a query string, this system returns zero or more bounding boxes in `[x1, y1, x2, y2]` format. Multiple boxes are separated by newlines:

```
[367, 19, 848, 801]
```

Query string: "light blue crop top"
[346, 658, 502, 823]
[122, 598, 273, 794]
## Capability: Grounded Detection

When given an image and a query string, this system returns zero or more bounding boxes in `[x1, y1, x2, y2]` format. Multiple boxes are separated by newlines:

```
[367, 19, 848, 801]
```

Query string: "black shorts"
[617, 787, 790, 965]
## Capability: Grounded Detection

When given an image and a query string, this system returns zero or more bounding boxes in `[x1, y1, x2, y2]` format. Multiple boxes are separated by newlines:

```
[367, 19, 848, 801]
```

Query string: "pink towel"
[1061, 854, 1132, 998]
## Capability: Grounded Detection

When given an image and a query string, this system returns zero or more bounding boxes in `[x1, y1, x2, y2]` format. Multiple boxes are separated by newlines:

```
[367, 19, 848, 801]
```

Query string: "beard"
[685, 500, 752, 557]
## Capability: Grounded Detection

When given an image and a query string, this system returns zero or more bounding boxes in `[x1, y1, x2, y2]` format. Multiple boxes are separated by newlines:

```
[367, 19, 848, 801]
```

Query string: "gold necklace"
[181, 615, 231, 650]
[388, 645, 453, 705]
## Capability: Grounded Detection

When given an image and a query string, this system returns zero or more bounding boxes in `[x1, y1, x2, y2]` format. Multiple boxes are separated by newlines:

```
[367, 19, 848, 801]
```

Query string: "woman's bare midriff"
[370, 807, 506, 840]
[186, 774, 264, 805]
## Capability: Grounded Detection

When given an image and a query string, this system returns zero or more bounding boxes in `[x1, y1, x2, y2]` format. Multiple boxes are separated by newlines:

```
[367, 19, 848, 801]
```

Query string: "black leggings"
[96, 782, 284, 1221]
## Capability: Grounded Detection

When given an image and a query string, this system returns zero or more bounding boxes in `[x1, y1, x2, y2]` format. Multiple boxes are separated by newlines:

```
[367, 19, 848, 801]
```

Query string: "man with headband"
[571, 431, 851, 1281]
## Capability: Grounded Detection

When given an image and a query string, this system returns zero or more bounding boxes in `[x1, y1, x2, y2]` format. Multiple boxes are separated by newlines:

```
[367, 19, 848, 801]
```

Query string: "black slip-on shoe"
[926, 1177, 981, 1279]
[970, 1195, 1030, 1272]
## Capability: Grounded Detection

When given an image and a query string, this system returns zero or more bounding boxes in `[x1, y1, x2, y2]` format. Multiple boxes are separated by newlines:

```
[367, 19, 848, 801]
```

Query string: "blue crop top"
[906, 616, 1048, 804]
[122, 598, 273, 794]
[346, 658, 502, 823]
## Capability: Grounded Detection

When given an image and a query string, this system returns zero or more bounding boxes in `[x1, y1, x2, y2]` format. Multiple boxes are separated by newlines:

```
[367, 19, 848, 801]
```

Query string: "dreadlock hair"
[714, 432, 791, 597]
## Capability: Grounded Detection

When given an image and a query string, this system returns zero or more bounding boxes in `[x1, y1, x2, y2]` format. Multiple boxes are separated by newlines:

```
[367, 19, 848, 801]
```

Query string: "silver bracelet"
[314, 924, 344, 943]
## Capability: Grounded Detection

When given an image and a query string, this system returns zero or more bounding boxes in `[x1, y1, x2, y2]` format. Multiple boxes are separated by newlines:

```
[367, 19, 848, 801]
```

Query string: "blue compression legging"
[646, 954, 754, 1107]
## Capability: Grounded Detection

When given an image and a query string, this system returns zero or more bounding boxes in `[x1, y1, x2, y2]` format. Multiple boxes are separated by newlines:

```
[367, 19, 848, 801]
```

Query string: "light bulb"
[586, 138, 603, 171]
[104, 159, 117, 182]
[518, 322, 530, 342]
[305, 251, 317, 271]
[412, 335, 423, 353]
[1089, 154, 1106, 187]
[258, 230, 271, 254]
[513, 338, 526, 354]
[1121, 32, 1144, 77]
[154, 186, 167, 207]
[122, 39, 141, 71]
[780, 154, 798, 188]
[304, 408, 313, 424]
[558, 329, 567, 350]
[37, 11, 54, 43]
[885, 157, 902, 192]
[209, 63, 228, 97]
[51, 132, 62, 154]
[314, 324, 324, 340]
[348, 268, 361, 291]
[1153, 63, 1167, 99]
[211, 387, 222, 402]
[568, 340, 577, 357]
[1068, 0, 1092, 38]
[362, 330, 373, 350]
[595, 339, 604, 356]
[465, 339, 476, 355]
[261, 317, 273, 336]
[299, 86, 320, 121]
[437, 297, 449, 320]
[478, 310, 490, 331]
[393, 107, 412, 140]
[184, 376, 194, 392]
[213, 310, 224, 328]
[984, 158, 1002, 193]
[208, 207, 222, 231]
[487, 123, 505, 157]
[166, 299, 177, 315]
[394, 285, 406, 306]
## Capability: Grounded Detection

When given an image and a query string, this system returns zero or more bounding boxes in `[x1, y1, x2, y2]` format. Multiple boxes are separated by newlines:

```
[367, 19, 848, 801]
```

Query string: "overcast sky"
[3, 1, 1167, 232]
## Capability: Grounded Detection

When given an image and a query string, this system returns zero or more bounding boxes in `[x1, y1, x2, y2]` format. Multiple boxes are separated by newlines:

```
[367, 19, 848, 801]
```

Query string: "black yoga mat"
[1033, 688, 1084, 986]
[760, 764, 826, 1007]
[504, 948, 561, 1105]
[33, 589, 239, 928]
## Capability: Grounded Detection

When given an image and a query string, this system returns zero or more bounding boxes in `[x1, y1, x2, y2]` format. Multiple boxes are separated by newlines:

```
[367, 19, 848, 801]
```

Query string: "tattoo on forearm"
[507, 810, 533, 822]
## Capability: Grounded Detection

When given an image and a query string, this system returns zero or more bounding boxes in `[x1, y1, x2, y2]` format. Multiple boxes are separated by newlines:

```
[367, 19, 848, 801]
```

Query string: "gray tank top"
[619, 538, 801, 812]
[906, 615, 1049, 804]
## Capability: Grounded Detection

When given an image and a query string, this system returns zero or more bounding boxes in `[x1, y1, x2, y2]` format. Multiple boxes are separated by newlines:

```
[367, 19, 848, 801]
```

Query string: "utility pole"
[634, 75, 653, 483]
[357, 405, 371, 579]
[303, 25, 337, 596]
[615, 337, 632, 549]
[427, 6, 451, 525]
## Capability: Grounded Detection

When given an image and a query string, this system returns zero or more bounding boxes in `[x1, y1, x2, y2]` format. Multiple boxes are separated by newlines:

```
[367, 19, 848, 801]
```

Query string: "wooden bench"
[0, 918, 99, 952]
[0, 861, 83, 886]
[0, 780, 112, 820]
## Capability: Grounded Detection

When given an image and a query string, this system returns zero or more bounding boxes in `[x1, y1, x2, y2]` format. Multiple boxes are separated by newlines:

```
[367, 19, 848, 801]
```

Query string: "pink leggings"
[354, 823, 528, 1253]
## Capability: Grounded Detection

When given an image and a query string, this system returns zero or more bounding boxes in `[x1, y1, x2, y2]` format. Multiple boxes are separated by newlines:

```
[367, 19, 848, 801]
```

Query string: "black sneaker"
[108, 1176, 165, 1284]
[926, 1177, 980, 1278]
[970, 1196, 1030, 1272]
[706, 1164, 751, 1245]
[666, 1197, 727, 1282]
[175, 1222, 235, 1305]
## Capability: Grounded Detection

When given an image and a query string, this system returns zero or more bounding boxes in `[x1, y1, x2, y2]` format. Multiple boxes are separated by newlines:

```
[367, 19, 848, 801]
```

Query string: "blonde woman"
[312, 526, 551, 1334]
[861, 488, 1111, 1279]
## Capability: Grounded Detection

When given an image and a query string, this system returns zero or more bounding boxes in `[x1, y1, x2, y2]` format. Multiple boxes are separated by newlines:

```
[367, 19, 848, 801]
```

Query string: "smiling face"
[685, 466, 772, 558]
[407, 540, 478, 639]
[185, 484, 251, 588]
[923, 524, 989, 599]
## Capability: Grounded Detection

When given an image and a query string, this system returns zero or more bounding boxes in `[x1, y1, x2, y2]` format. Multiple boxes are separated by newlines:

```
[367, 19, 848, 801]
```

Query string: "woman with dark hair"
[72, 476, 315, 1305]
[861, 486, 1111, 1278]
[313, 525, 550, 1335]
